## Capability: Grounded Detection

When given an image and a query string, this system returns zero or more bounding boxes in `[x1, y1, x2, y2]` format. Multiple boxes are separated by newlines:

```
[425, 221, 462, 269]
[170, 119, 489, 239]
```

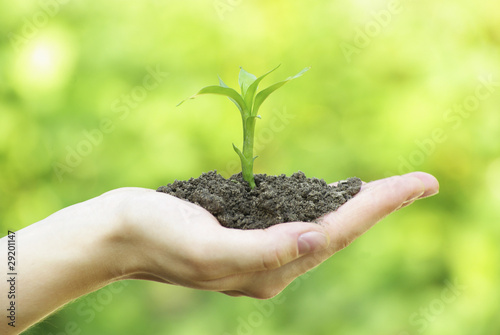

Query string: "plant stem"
[241, 115, 256, 189]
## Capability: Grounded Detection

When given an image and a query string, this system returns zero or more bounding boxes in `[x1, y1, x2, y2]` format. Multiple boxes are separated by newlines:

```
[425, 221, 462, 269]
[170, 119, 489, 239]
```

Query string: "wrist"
[46, 192, 124, 285]
[34, 188, 138, 284]
[93, 188, 151, 281]
[9, 189, 130, 332]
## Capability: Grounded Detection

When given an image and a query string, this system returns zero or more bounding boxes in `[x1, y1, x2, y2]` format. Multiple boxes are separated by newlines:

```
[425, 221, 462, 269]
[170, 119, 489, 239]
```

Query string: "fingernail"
[298, 231, 329, 255]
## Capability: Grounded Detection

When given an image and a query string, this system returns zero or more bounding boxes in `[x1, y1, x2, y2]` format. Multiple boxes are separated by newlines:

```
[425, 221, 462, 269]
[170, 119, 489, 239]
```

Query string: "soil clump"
[157, 171, 362, 230]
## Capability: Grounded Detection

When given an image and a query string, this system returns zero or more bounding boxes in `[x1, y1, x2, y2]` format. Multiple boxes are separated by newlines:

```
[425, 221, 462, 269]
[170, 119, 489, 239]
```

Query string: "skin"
[0, 172, 439, 334]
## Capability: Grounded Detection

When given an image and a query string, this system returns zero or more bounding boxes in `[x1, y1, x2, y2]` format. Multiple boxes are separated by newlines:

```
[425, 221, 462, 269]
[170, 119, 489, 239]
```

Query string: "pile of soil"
[157, 171, 362, 230]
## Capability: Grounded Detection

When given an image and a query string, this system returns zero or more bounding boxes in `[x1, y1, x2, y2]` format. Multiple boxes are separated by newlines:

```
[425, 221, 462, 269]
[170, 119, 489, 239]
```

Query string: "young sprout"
[179, 65, 309, 189]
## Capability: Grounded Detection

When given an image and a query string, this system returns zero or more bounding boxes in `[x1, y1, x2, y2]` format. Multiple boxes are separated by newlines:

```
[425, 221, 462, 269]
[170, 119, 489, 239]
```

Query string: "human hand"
[106, 172, 439, 298]
[1, 172, 438, 334]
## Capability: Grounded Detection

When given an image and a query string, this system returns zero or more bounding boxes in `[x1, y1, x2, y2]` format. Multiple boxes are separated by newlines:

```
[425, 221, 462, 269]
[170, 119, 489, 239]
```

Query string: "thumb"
[211, 222, 330, 276]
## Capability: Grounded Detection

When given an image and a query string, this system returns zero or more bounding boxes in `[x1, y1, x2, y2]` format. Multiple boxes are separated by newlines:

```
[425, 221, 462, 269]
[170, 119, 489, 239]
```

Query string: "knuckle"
[332, 232, 353, 251]
[261, 246, 291, 271]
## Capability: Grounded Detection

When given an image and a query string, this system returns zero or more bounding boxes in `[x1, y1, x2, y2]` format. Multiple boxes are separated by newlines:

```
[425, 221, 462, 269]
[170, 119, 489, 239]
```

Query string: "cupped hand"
[107, 172, 439, 299]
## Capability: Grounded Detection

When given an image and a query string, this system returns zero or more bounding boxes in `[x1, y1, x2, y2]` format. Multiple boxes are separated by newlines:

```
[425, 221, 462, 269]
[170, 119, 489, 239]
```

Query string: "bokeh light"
[11, 27, 76, 97]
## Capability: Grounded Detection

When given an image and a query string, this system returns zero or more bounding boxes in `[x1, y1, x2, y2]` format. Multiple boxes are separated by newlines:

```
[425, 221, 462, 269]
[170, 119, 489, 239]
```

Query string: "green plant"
[179, 65, 309, 189]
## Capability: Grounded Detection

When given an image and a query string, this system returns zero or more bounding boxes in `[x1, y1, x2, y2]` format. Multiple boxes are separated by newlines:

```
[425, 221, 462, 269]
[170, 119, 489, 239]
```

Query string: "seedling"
[179, 65, 309, 189]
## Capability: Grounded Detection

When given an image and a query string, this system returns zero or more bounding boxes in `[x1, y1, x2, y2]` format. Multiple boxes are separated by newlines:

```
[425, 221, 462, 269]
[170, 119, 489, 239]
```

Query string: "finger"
[212, 173, 439, 297]
[200, 222, 331, 278]
[402, 171, 439, 199]
[359, 172, 439, 197]
[319, 173, 437, 250]
[397, 172, 440, 208]
[211, 243, 330, 299]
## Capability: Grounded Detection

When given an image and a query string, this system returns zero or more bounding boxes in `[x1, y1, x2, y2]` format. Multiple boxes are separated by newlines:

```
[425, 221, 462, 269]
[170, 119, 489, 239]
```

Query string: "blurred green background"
[1, 0, 499, 334]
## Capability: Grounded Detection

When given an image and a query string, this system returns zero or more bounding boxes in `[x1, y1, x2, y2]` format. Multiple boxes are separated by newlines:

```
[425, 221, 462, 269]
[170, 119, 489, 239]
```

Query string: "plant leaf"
[238, 67, 257, 96]
[232, 143, 245, 161]
[219, 76, 244, 113]
[178, 85, 246, 112]
[218, 75, 229, 87]
[244, 65, 280, 110]
[252, 67, 310, 116]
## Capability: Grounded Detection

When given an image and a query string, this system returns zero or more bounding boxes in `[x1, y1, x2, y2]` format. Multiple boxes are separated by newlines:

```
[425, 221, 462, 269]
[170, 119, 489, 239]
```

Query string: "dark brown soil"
[157, 171, 362, 230]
